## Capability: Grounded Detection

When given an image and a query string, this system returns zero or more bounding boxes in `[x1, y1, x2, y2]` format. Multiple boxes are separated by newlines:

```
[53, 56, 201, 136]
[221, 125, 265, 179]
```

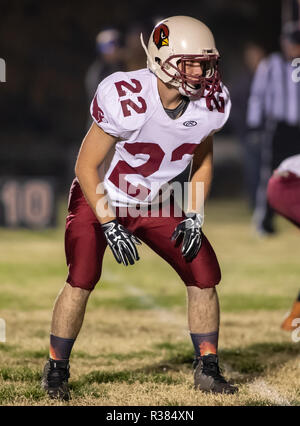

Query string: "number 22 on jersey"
[115, 79, 147, 117]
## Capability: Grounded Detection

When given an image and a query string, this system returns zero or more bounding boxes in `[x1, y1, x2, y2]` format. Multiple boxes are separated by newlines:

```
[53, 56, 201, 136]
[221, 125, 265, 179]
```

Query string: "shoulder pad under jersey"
[191, 83, 231, 135]
[90, 68, 158, 139]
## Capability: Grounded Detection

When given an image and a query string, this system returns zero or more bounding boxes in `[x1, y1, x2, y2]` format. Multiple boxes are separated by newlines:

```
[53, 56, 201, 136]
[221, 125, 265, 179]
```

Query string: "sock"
[297, 291, 300, 302]
[49, 334, 75, 361]
[190, 331, 219, 359]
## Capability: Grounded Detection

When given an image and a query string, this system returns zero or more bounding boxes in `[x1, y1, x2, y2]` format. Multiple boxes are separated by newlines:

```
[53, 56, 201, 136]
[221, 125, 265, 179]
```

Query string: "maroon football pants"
[267, 172, 300, 228]
[65, 178, 221, 291]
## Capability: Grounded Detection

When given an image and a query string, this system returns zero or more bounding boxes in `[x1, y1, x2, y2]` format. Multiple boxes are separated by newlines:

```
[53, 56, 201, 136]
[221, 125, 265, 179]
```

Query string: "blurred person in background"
[85, 28, 125, 127]
[247, 22, 300, 235]
[230, 42, 266, 209]
[267, 154, 300, 331]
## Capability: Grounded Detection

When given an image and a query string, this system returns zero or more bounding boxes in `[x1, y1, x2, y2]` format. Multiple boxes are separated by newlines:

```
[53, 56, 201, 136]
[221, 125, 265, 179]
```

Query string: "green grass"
[1, 198, 298, 313]
[0, 367, 41, 382]
[0, 198, 299, 313]
[74, 370, 182, 386]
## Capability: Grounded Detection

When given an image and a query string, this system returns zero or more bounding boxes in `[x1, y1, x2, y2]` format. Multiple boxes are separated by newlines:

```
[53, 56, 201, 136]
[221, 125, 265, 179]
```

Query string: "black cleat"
[194, 354, 238, 395]
[41, 359, 71, 401]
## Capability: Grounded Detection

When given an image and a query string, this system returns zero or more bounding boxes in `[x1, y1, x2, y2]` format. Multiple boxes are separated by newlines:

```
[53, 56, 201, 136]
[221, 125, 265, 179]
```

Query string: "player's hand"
[171, 213, 204, 262]
[101, 219, 141, 266]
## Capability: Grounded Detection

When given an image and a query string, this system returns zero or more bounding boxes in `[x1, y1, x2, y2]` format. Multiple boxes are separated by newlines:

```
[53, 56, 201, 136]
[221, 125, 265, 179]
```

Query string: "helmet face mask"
[161, 54, 220, 99]
[141, 16, 221, 100]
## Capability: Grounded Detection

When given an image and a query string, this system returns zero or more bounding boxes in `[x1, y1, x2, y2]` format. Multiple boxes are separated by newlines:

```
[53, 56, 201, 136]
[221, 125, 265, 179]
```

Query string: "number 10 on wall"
[0, 178, 57, 228]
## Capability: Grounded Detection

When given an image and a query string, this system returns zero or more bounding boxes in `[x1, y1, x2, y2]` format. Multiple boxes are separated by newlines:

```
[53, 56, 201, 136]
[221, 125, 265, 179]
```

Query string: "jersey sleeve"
[209, 84, 232, 135]
[90, 75, 123, 138]
[90, 70, 151, 139]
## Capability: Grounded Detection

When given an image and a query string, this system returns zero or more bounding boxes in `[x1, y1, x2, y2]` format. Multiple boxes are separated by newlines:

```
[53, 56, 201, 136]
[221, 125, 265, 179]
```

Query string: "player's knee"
[66, 247, 101, 291]
[189, 275, 221, 290]
[185, 261, 221, 289]
[65, 222, 104, 291]
[67, 270, 100, 291]
[63, 282, 92, 300]
[211, 268, 221, 287]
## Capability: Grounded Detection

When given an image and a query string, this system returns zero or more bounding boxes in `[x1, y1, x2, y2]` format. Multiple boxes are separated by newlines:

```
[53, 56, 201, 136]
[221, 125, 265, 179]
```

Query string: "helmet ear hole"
[155, 57, 161, 64]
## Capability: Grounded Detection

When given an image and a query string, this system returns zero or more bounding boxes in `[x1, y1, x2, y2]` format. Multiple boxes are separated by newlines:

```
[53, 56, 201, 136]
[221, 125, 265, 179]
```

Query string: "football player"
[41, 16, 238, 400]
[267, 154, 300, 331]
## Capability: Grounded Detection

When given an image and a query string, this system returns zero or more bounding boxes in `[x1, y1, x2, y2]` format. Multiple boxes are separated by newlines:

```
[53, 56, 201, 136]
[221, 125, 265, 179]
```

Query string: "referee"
[247, 22, 300, 235]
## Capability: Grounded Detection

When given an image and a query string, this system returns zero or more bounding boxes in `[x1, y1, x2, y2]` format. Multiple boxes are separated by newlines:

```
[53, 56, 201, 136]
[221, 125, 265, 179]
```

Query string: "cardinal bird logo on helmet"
[153, 23, 169, 49]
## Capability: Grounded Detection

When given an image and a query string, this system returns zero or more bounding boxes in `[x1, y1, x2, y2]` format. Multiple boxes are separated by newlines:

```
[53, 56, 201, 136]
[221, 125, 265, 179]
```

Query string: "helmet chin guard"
[141, 16, 221, 100]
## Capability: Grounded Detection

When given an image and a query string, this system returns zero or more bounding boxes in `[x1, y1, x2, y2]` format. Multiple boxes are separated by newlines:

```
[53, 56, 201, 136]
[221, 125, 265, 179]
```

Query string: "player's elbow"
[75, 156, 100, 182]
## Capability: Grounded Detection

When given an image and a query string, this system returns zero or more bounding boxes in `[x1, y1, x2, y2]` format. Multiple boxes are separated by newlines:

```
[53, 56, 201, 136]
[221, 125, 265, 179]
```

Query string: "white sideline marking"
[101, 271, 186, 331]
[102, 272, 180, 319]
[249, 379, 291, 406]
[125, 285, 185, 329]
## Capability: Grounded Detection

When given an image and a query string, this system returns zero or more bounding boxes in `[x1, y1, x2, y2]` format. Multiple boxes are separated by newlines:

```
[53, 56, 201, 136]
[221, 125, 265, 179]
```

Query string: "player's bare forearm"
[76, 167, 115, 224]
[75, 123, 117, 224]
[187, 135, 213, 213]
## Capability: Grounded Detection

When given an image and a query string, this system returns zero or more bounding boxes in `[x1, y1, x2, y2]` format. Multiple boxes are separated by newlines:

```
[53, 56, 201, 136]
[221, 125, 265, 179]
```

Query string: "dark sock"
[190, 331, 219, 359]
[50, 334, 75, 361]
[297, 291, 300, 302]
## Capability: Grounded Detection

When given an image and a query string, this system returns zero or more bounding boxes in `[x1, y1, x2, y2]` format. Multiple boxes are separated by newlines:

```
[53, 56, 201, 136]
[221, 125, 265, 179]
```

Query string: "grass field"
[0, 199, 299, 406]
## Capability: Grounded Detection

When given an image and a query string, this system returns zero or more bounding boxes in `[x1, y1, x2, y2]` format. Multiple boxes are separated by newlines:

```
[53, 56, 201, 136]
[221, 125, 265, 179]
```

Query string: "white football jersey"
[277, 154, 300, 177]
[91, 68, 231, 206]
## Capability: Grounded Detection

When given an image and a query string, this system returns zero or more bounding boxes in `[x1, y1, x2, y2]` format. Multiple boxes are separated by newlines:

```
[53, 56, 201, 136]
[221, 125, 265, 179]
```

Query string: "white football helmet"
[141, 16, 220, 100]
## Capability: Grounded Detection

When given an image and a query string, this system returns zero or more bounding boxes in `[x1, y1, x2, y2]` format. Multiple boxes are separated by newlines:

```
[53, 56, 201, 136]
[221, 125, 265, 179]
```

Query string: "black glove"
[101, 219, 141, 266]
[171, 213, 203, 262]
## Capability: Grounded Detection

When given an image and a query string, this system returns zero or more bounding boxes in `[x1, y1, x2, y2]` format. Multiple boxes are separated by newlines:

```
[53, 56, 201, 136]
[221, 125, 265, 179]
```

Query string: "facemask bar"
[162, 54, 220, 99]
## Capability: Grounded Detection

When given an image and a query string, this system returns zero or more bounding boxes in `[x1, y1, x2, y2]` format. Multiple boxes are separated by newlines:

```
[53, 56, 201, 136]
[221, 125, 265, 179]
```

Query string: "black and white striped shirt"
[247, 53, 300, 128]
